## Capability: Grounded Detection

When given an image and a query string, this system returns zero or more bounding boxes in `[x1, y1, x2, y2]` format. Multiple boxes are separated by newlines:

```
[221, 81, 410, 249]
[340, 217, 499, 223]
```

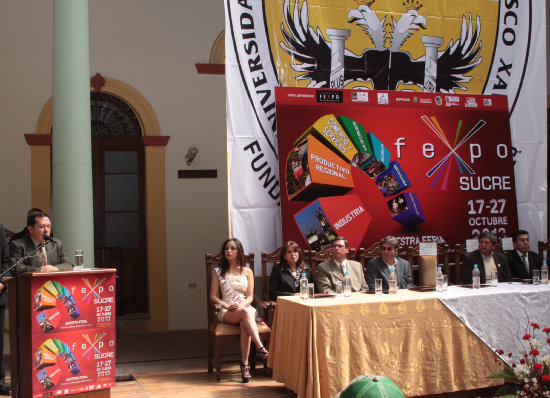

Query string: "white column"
[327, 29, 351, 89]
[422, 36, 444, 92]
[52, 0, 95, 266]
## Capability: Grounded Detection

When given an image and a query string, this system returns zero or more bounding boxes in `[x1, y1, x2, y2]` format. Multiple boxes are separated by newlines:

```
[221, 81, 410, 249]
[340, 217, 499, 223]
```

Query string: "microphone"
[43, 235, 55, 242]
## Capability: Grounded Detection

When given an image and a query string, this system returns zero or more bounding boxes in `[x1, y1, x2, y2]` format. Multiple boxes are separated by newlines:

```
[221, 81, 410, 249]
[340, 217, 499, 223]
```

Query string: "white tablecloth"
[432, 283, 550, 365]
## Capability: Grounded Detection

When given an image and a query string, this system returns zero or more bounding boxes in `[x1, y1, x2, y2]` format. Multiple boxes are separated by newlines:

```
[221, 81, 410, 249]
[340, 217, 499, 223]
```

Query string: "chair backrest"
[357, 242, 382, 274]
[205, 251, 255, 325]
[453, 243, 467, 284]
[309, 244, 356, 276]
[538, 240, 550, 259]
[261, 246, 282, 301]
[407, 243, 449, 286]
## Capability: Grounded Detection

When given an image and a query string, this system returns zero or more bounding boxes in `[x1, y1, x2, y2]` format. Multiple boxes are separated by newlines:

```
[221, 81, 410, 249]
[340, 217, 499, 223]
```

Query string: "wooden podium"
[7, 269, 116, 398]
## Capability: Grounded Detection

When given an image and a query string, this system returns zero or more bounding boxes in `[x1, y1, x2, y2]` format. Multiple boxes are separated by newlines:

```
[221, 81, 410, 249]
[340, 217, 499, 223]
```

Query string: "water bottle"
[541, 260, 548, 285]
[343, 270, 352, 297]
[472, 264, 481, 289]
[389, 266, 398, 294]
[436, 266, 443, 293]
[300, 272, 309, 299]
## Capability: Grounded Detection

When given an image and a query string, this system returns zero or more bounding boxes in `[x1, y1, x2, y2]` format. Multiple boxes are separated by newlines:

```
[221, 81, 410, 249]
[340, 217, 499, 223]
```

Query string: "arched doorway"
[26, 76, 169, 331]
[91, 91, 147, 315]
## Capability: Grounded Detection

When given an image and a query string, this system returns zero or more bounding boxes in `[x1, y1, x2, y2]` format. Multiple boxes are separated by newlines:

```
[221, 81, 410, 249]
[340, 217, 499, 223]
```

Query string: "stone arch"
[209, 30, 225, 64]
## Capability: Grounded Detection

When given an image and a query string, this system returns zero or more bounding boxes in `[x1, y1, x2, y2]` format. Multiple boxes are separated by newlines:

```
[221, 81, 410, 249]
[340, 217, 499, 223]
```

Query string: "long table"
[267, 285, 550, 398]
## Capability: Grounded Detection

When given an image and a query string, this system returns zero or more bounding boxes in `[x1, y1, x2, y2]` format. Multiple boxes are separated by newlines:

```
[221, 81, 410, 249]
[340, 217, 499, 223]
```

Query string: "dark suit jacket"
[461, 250, 511, 284]
[0, 224, 8, 306]
[316, 259, 368, 294]
[8, 235, 72, 274]
[365, 257, 414, 290]
[506, 250, 542, 279]
[268, 264, 316, 300]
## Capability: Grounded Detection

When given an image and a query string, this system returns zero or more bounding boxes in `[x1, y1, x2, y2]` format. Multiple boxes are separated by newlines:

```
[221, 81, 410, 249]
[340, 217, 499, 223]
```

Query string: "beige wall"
[0, 0, 228, 330]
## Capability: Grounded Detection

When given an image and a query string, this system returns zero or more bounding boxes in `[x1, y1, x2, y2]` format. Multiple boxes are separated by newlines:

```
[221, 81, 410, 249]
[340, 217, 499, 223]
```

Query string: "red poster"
[30, 272, 116, 396]
[276, 87, 518, 250]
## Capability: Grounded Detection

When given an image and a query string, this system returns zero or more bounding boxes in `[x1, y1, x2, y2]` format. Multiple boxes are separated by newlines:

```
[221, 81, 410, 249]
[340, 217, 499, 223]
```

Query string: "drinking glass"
[375, 278, 383, 295]
[74, 250, 84, 271]
[389, 280, 398, 294]
[491, 271, 498, 287]
[442, 275, 448, 291]
[532, 270, 540, 285]
[308, 283, 314, 299]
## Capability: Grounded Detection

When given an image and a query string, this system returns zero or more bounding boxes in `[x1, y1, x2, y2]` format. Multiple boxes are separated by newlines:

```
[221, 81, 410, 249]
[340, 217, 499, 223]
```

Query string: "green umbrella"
[335, 374, 405, 398]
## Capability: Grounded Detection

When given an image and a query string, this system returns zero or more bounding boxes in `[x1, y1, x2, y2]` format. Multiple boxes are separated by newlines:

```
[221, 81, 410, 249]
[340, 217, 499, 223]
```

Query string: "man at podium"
[8, 211, 72, 273]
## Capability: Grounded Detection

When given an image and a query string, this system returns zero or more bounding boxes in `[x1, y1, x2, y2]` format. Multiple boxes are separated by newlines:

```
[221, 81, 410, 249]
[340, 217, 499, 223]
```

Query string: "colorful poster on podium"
[276, 87, 519, 250]
[30, 272, 116, 397]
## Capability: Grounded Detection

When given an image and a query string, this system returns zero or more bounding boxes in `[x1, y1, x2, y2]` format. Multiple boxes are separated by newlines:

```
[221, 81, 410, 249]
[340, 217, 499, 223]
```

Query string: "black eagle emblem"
[280, 0, 482, 92]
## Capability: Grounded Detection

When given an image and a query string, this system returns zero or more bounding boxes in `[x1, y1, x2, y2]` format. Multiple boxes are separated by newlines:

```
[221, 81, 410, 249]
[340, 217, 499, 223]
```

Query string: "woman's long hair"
[219, 238, 245, 277]
[279, 241, 304, 269]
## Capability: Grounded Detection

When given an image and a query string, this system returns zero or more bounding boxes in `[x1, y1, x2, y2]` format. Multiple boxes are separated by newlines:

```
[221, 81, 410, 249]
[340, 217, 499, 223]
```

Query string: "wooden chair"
[453, 244, 467, 284]
[357, 242, 382, 275]
[538, 240, 550, 259]
[407, 243, 450, 286]
[260, 247, 282, 326]
[206, 252, 271, 381]
[308, 244, 356, 276]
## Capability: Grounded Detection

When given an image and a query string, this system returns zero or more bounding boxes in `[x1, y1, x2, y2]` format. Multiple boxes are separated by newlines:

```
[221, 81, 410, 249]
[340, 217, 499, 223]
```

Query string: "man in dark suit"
[0, 224, 11, 395]
[8, 212, 72, 274]
[316, 236, 368, 294]
[365, 236, 414, 290]
[462, 232, 511, 284]
[506, 229, 542, 279]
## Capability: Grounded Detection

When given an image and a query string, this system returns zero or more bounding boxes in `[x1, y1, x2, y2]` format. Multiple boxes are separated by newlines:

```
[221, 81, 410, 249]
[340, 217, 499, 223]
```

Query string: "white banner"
[225, 0, 547, 264]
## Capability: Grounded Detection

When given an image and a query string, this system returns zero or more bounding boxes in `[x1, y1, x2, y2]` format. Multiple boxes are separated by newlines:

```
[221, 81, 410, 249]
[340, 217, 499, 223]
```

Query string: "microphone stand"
[0, 239, 50, 398]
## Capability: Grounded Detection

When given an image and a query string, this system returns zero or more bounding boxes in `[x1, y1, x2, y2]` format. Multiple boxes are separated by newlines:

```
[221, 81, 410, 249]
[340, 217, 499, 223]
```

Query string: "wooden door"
[90, 91, 148, 315]
[92, 140, 147, 314]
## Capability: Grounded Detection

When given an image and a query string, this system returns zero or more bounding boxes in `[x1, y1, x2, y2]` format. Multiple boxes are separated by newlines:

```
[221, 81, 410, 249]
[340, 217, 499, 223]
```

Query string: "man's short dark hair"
[332, 236, 349, 248]
[479, 231, 498, 245]
[27, 211, 50, 227]
[512, 229, 530, 242]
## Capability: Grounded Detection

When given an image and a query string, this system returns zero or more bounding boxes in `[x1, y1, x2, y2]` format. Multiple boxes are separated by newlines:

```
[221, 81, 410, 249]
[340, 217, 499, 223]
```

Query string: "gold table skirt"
[267, 291, 502, 397]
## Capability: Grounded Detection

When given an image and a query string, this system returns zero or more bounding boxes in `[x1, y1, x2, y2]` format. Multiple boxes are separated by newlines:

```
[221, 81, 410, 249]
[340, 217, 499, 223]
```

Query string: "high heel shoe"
[256, 346, 269, 362]
[240, 362, 251, 383]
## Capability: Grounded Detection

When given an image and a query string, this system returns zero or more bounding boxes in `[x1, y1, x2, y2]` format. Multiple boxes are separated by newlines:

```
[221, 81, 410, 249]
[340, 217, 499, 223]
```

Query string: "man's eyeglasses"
[380, 246, 395, 251]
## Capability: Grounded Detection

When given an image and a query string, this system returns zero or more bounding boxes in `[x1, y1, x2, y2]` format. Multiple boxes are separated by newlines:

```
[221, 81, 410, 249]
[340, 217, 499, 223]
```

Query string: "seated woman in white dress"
[209, 238, 269, 382]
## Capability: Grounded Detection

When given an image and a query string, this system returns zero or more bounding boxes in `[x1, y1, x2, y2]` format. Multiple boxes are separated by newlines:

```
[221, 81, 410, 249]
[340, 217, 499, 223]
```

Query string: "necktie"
[341, 261, 347, 274]
[522, 253, 528, 272]
[40, 246, 48, 269]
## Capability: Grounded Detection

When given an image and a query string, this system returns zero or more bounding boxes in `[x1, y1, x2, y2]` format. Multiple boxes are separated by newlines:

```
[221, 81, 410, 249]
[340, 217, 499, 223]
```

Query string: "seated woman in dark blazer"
[269, 241, 315, 300]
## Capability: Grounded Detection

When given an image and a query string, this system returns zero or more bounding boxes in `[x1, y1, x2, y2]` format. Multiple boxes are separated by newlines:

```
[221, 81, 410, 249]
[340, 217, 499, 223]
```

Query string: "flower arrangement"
[489, 322, 550, 397]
